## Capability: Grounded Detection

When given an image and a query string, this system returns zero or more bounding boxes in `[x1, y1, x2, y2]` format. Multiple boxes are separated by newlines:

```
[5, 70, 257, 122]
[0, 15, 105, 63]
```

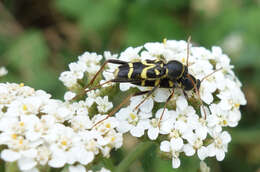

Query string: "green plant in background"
[0, 0, 259, 171]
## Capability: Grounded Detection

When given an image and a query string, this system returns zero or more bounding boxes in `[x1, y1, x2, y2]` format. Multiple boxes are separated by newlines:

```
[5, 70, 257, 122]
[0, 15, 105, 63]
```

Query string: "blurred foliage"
[0, 0, 260, 171]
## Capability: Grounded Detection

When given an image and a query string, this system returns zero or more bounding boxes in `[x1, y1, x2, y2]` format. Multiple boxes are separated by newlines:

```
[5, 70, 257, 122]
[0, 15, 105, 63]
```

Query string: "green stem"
[114, 142, 155, 172]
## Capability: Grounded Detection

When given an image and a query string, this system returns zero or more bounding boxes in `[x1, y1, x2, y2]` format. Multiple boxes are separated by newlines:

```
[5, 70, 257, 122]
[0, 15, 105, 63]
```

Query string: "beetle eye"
[183, 78, 193, 91]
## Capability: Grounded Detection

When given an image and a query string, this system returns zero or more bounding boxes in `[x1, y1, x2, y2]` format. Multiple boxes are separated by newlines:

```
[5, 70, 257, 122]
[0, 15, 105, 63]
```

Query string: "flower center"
[194, 138, 203, 149]
[61, 140, 67, 146]
[105, 123, 111, 129]
[128, 113, 138, 125]
[22, 104, 28, 111]
[11, 133, 17, 139]
[150, 118, 159, 128]
[215, 137, 223, 148]
[169, 129, 180, 139]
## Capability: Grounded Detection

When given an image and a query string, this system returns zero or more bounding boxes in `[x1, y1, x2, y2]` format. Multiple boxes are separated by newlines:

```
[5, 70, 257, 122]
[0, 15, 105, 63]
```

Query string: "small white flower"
[64, 91, 76, 101]
[68, 62, 86, 80]
[95, 96, 113, 114]
[78, 52, 102, 75]
[207, 131, 231, 161]
[59, 71, 78, 88]
[85, 90, 100, 107]
[160, 140, 182, 168]
[115, 105, 151, 137]
[183, 130, 208, 160]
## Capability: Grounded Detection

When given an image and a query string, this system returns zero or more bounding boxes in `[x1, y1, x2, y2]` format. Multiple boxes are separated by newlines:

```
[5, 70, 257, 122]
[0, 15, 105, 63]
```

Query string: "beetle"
[86, 37, 221, 127]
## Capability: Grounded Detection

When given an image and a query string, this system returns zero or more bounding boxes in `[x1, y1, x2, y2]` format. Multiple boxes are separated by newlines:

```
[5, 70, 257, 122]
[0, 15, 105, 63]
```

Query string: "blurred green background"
[0, 0, 260, 171]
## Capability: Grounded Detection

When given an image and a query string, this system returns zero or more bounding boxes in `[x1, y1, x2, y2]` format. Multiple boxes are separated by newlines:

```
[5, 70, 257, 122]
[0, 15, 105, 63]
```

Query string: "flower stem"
[114, 141, 155, 172]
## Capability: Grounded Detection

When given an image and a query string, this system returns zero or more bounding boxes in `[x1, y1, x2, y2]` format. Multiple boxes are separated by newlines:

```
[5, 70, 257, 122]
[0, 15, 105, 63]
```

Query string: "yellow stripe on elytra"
[141, 66, 155, 79]
[114, 68, 119, 77]
[141, 80, 146, 86]
[155, 79, 160, 86]
[141, 60, 157, 79]
[169, 81, 174, 87]
[177, 65, 185, 79]
[155, 69, 160, 76]
[128, 63, 134, 78]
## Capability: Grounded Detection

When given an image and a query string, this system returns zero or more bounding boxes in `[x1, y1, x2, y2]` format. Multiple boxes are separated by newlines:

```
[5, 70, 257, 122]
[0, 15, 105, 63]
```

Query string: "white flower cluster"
[59, 52, 102, 89]
[0, 39, 246, 171]
[108, 40, 246, 168]
[0, 83, 121, 172]
[0, 66, 8, 77]
[59, 40, 245, 169]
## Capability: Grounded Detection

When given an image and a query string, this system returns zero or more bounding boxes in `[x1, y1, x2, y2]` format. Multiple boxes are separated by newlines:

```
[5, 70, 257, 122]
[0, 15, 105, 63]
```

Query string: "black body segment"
[115, 60, 167, 81]
[166, 60, 186, 80]
[132, 78, 175, 88]
[113, 58, 200, 90]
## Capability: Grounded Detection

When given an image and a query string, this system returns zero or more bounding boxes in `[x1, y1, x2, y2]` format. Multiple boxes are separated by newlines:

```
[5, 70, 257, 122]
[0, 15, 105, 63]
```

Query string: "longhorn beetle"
[86, 37, 222, 127]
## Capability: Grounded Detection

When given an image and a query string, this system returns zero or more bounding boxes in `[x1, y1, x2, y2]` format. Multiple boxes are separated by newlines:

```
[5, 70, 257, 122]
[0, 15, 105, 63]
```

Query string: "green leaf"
[125, 4, 185, 47]
[79, 0, 122, 32]
[55, 0, 91, 18]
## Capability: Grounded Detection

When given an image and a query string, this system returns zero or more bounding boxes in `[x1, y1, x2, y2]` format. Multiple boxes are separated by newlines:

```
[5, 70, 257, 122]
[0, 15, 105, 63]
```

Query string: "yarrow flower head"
[0, 83, 122, 171]
[58, 38, 245, 169]
[0, 38, 246, 171]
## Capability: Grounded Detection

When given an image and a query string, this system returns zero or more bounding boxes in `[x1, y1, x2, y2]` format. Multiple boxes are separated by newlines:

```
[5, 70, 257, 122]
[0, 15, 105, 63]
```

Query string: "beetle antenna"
[85, 80, 113, 94]
[186, 36, 191, 68]
[201, 67, 223, 83]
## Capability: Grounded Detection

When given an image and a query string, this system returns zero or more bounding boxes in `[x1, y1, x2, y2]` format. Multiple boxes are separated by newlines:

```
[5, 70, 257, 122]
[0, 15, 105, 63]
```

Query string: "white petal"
[216, 149, 225, 161]
[148, 127, 159, 140]
[130, 127, 144, 137]
[195, 127, 207, 140]
[154, 89, 170, 102]
[183, 144, 195, 156]
[221, 131, 231, 144]
[140, 98, 154, 113]
[22, 149, 37, 158]
[1, 149, 21, 162]
[207, 144, 216, 157]
[172, 157, 181, 168]
[176, 96, 188, 110]
[119, 83, 131, 91]
[170, 138, 183, 151]
[18, 157, 37, 171]
[69, 164, 86, 172]
[78, 151, 94, 165]
[201, 91, 213, 104]
[48, 151, 66, 168]
[116, 121, 132, 133]
[219, 99, 231, 110]
[198, 146, 208, 160]
[160, 141, 170, 152]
